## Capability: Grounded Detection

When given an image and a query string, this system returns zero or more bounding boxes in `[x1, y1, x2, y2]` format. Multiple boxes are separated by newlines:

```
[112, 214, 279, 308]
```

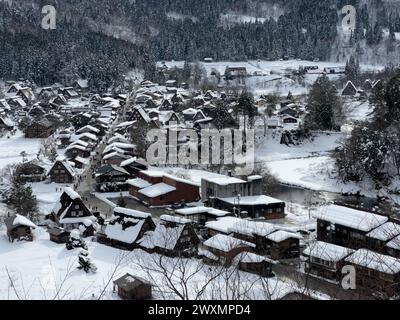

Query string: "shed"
[5, 215, 36, 242]
[113, 274, 152, 300]
[48, 227, 71, 244]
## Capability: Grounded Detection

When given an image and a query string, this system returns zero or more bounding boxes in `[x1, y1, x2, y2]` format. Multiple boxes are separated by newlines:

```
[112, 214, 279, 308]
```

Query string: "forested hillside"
[0, 0, 399, 87]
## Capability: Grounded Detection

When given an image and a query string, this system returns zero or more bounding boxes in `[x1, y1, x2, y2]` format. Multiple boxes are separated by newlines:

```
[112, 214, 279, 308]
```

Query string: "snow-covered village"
[1, 0, 400, 306]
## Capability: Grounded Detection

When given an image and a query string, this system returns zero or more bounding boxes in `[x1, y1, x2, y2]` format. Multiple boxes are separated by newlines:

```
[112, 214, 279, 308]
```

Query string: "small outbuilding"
[5, 215, 36, 242]
[48, 227, 71, 244]
[113, 274, 152, 300]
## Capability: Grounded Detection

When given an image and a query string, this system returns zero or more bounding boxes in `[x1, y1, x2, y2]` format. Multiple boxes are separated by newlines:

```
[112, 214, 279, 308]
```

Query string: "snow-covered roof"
[247, 175, 262, 181]
[386, 235, 400, 250]
[140, 170, 200, 187]
[59, 215, 96, 225]
[126, 178, 152, 189]
[233, 252, 276, 264]
[345, 249, 400, 274]
[108, 133, 129, 144]
[139, 223, 185, 250]
[366, 222, 400, 242]
[74, 157, 90, 165]
[70, 140, 89, 147]
[139, 183, 176, 198]
[76, 132, 98, 141]
[76, 125, 100, 134]
[64, 187, 81, 200]
[76, 79, 88, 88]
[12, 214, 36, 229]
[66, 144, 87, 152]
[105, 220, 145, 244]
[219, 195, 284, 206]
[175, 206, 230, 217]
[203, 234, 255, 253]
[205, 217, 243, 234]
[202, 176, 247, 186]
[120, 157, 138, 167]
[303, 241, 354, 262]
[103, 152, 125, 161]
[313, 205, 388, 232]
[266, 231, 302, 243]
[229, 219, 275, 237]
[114, 207, 152, 219]
[160, 215, 192, 225]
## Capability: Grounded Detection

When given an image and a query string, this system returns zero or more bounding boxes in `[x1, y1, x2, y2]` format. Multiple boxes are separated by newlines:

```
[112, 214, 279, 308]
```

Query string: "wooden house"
[49, 187, 95, 234]
[213, 195, 285, 220]
[7, 83, 22, 95]
[314, 205, 388, 250]
[200, 233, 255, 266]
[97, 207, 155, 251]
[264, 231, 302, 260]
[0, 116, 15, 131]
[73, 79, 89, 92]
[48, 227, 71, 244]
[103, 152, 131, 166]
[201, 175, 262, 203]
[0, 99, 11, 113]
[70, 156, 89, 169]
[47, 159, 75, 183]
[139, 215, 199, 256]
[345, 249, 400, 298]
[113, 274, 152, 300]
[175, 206, 232, 227]
[302, 241, 354, 281]
[25, 119, 54, 138]
[65, 144, 91, 159]
[59, 87, 79, 99]
[130, 171, 200, 207]
[342, 81, 358, 96]
[235, 252, 275, 277]
[5, 215, 36, 242]
[95, 164, 131, 192]
[366, 222, 400, 254]
[16, 87, 35, 104]
[120, 157, 148, 176]
[15, 159, 46, 183]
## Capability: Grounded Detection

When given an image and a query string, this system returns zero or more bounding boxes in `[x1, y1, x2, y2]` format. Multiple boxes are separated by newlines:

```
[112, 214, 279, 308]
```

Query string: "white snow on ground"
[345, 101, 374, 122]
[30, 182, 69, 216]
[266, 156, 379, 196]
[255, 132, 343, 162]
[0, 226, 308, 300]
[0, 131, 42, 170]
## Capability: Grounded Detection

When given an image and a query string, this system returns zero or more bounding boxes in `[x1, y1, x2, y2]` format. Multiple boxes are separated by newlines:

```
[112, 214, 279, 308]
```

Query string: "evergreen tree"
[305, 75, 343, 131]
[2, 176, 39, 221]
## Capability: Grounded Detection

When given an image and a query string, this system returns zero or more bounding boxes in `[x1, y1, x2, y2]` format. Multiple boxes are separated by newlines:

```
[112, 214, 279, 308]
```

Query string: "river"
[269, 183, 380, 212]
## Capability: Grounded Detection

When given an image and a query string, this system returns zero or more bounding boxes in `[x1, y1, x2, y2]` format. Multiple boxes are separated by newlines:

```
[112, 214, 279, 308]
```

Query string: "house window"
[70, 211, 77, 217]
[75, 205, 80, 209]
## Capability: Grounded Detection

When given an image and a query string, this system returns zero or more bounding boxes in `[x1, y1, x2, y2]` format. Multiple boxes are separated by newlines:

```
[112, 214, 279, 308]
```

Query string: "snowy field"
[0, 132, 42, 170]
[255, 132, 344, 162]
[0, 227, 316, 300]
[157, 59, 384, 96]
[158, 59, 384, 77]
